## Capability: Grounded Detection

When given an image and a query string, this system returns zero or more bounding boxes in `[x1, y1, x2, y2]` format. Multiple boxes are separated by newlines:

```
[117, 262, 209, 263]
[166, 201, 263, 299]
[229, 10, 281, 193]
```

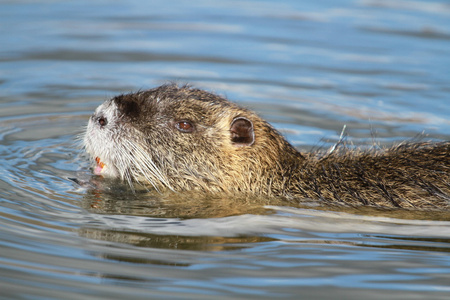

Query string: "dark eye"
[175, 120, 195, 133]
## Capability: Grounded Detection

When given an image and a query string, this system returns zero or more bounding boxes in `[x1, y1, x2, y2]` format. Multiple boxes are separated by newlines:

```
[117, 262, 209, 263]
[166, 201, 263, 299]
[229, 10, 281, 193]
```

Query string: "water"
[1, 0, 450, 299]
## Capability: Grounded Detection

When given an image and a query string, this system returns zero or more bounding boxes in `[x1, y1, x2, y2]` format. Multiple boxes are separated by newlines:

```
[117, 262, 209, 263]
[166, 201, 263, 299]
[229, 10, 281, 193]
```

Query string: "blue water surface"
[1, 0, 450, 299]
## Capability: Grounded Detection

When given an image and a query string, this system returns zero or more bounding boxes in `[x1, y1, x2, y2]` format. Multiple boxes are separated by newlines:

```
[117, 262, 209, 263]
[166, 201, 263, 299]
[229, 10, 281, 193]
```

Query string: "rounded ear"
[230, 117, 255, 146]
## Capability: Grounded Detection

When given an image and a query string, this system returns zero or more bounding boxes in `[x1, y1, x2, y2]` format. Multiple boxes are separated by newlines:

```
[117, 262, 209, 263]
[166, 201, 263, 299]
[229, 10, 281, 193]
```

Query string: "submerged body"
[84, 84, 450, 210]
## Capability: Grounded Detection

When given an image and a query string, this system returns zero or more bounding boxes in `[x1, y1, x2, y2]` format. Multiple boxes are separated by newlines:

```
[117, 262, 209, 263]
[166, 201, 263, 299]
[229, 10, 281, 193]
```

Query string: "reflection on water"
[79, 176, 285, 218]
[84, 191, 275, 219]
[1, 0, 450, 299]
[80, 228, 275, 253]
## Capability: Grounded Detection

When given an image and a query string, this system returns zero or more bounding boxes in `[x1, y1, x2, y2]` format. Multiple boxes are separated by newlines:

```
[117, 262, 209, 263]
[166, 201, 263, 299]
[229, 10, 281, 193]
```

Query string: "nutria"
[83, 84, 450, 210]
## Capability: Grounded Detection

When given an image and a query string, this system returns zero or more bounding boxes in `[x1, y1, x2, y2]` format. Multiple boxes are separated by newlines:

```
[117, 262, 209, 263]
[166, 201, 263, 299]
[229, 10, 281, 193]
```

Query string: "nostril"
[97, 116, 107, 127]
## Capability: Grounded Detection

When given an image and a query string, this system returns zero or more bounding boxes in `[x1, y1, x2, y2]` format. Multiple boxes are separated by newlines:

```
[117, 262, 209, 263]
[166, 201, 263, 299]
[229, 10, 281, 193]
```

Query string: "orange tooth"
[95, 157, 105, 168]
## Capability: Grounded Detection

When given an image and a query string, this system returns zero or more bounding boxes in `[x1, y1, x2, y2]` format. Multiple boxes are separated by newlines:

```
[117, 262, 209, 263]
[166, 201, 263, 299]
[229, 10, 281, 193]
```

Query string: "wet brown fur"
[84, 84, 450, 210]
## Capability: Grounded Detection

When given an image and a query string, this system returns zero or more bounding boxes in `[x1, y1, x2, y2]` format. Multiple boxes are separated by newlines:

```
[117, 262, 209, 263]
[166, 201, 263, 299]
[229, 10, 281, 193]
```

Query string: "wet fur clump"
[294, 142, 450, 209]
[84, 84, 450, 210]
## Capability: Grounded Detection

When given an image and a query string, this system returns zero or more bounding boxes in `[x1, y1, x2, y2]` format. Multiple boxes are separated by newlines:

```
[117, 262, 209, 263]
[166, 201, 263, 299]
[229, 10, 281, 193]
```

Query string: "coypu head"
[84, 84, 302, 194]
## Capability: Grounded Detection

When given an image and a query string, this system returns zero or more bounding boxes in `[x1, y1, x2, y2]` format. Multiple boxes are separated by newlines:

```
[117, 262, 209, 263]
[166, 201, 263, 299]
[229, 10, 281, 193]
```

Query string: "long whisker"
[113, 137, 173, 192]
[125, 139, 173, 189]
